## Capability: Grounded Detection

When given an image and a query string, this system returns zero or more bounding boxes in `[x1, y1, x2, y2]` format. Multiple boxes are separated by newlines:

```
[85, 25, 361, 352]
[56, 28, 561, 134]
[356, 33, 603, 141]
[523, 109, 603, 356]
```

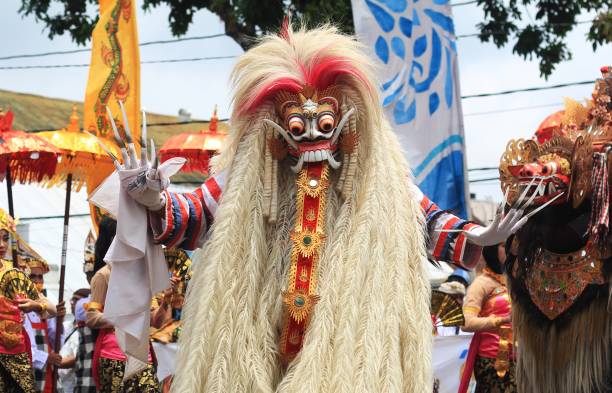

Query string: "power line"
[0, 33, 226, 61]
[26, 118, 230, 133]
[12, 84, 587, 133]
[0, 17, 595, 62]
[456, 19, 595, 39]
[469, 177, 499, 183]
[18, 213, 91, 221]
[462, 80, 594, 99]
[451, 0, 477, 6]
[468, 167, 498, 172]
[0, 55, 238, 70]
[463, 102, 563, 116]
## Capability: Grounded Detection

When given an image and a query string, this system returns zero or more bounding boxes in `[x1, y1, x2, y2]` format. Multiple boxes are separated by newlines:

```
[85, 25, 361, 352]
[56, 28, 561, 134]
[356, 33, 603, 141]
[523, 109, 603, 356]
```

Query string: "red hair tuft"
[304, 55, 372, 93]
[237, 54, 372, 116]
[238, 78, 302, 116]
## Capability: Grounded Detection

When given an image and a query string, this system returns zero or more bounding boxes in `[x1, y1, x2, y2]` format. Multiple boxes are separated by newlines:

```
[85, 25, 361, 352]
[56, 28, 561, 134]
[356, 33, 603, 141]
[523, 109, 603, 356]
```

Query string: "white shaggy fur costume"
[171, 26, 432, 393]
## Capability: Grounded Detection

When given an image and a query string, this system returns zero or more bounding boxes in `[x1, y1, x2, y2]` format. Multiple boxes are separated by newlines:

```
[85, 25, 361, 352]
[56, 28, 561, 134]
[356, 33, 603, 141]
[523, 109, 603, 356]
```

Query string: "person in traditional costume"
[86, 217, 159, 393]
[0, 208, 57, 393]
[151, 249, 191, 335]
[150, 249, 192, 392]
[459, 243, 516, 393]
[23, 257, 66, 393]
[56, 288, 90, 392]
[497, 67, 612, 393]
[72, 296, 96, 393]
[93, 24, 530, 392]
[65, 233, 97, 393]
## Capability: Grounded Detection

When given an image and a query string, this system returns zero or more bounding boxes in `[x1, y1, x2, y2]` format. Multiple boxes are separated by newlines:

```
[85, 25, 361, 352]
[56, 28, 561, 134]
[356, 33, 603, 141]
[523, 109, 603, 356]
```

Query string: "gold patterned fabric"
[0, 352, 36, 393]
[526, 246, 606, 320]
[474, 356, 517, 393]
[97, 357, 159, 393]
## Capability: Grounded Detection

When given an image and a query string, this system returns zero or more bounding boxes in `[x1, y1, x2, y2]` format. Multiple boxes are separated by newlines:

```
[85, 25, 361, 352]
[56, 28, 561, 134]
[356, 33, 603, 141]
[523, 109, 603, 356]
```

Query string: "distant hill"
[0, 89, 227, 183]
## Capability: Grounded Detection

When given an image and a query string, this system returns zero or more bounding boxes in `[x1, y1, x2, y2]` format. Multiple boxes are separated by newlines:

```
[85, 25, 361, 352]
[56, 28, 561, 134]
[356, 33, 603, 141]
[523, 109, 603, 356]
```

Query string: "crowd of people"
[0, 208, 190, 393]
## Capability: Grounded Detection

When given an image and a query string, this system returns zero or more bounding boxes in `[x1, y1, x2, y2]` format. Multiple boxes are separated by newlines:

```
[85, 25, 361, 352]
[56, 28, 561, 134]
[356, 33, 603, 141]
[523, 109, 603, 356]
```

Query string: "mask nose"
[305, 118, 318, 140]
[519, 163, 541, 178]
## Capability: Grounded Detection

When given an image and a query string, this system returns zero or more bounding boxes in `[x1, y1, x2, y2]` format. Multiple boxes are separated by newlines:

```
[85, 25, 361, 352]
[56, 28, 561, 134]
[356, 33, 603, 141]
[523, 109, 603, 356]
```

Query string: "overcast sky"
[1, 0, 610, 201]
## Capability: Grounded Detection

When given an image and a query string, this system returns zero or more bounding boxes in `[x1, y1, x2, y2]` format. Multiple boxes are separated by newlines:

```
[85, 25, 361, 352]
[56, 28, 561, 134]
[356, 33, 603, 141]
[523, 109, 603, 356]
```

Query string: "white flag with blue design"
[351, 0, 469, 218]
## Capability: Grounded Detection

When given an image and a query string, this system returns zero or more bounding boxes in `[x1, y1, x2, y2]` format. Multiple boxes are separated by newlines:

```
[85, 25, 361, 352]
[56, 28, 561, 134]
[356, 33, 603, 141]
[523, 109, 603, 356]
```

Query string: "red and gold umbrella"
[38, 105, 120, 192]
[535, 110, 564, 144]
[0, 108, 59, 265]
[38, 105, 121, 362]
[0, 107, 59, 184]
[159, 107, 227, 175]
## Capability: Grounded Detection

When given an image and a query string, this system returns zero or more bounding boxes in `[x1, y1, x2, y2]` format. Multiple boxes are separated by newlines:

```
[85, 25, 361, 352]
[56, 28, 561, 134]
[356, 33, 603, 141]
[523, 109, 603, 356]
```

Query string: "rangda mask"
[264, 85, 355, 173]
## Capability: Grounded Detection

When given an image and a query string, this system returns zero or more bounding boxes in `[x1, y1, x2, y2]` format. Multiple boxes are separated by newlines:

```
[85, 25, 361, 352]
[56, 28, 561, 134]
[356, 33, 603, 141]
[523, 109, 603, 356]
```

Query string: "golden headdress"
[0, 208, 16, 235]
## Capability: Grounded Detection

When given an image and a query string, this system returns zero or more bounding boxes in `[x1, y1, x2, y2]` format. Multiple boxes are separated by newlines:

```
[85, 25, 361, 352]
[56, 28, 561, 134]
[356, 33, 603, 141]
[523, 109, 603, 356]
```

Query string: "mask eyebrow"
[318, 96, 339, 111]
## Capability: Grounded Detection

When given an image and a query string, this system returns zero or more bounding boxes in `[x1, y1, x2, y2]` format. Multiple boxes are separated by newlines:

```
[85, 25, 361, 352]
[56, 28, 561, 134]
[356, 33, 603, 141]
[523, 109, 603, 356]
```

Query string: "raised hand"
[88, 102, 170, 211]
[438, 177, 565, 247]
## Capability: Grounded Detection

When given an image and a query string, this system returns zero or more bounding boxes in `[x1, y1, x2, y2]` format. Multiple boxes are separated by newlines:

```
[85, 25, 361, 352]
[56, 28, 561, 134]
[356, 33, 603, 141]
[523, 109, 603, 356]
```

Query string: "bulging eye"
[541, 162, 557, 175]
[288, 116, 305, 135]
[318, 114, 335, 132]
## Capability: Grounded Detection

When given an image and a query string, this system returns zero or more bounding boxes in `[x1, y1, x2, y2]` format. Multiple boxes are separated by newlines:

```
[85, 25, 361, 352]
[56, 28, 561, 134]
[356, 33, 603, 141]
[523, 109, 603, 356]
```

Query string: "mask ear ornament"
[569, 134, 593, 208]
[337, 99, 359, 200]
[263, 116, 285, 224]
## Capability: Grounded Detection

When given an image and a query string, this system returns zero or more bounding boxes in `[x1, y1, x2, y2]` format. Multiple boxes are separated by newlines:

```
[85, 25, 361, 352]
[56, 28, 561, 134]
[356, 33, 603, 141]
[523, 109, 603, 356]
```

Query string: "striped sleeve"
[416, 187, 482, 269]
[153, 170, 227, 250]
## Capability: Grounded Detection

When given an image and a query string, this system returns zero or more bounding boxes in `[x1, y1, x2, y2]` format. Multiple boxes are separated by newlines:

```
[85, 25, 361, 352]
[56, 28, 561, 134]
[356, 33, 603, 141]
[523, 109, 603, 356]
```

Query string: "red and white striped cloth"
[159, 174, 480, 269]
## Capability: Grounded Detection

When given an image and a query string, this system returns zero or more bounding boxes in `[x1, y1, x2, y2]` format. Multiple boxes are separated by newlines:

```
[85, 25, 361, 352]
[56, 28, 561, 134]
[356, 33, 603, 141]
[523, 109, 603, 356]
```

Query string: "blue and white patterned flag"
[351, 0, 469, 217]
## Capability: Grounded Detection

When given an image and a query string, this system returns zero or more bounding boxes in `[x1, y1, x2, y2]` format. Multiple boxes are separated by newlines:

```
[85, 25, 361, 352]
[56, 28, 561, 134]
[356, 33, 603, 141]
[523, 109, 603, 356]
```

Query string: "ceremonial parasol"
[0, 107, 59, 264]
[535, 110, 564, 143]
[159, 107, 227, 175]
[38, 104, 120, 369]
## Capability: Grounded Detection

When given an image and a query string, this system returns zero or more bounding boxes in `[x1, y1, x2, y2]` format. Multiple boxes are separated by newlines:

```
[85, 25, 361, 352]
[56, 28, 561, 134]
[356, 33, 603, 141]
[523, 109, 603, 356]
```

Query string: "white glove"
[464, 206, 525, 247]
[438, 177, 565, 247]
[90, 102, 185, 211]
[119, 166, 165, 211]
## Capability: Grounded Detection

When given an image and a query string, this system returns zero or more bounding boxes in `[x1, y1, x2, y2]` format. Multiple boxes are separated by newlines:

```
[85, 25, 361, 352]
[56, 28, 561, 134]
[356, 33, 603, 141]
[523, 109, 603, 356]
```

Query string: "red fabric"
[477, 290, 512, 359]
[458, 333, 481, 393]
[281, 163, 325, 358]
[155, 191, 175, 244]
[30, 319, 53, 393]
[432, 216, 460, 258]
[23, 328, 32, 362]
[183, 193, 204, 250]
[204, 174, 223, 203]
[453, 222, 479, 266]
[167, 195, 190, 249]
[0, 297, 27, 354]
[92, 329, 105, 389]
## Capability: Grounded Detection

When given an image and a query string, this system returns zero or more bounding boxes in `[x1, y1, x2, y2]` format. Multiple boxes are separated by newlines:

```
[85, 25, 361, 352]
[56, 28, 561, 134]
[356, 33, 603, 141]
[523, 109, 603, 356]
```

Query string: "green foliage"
[476, 0, 611, 77]
[19, 0, 99, 46]
[17, 0, 611, 78]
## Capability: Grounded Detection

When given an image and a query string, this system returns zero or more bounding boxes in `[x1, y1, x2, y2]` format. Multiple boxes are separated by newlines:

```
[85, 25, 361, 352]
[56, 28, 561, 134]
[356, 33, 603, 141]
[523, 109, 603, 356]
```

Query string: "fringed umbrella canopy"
[159, 107, 227, 175]
[38, 105, 120, 192]
[0, 108, 59, 183]
[535, 110, 564, 144]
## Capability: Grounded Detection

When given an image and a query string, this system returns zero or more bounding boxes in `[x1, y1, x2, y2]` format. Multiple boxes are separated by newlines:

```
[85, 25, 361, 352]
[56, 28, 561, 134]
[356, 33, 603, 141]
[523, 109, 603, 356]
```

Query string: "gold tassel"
[342, 100, 359, 200]
[270, 155, 278, 223]
[263, 125, 273, 220]
[337, 100, 352, 196]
